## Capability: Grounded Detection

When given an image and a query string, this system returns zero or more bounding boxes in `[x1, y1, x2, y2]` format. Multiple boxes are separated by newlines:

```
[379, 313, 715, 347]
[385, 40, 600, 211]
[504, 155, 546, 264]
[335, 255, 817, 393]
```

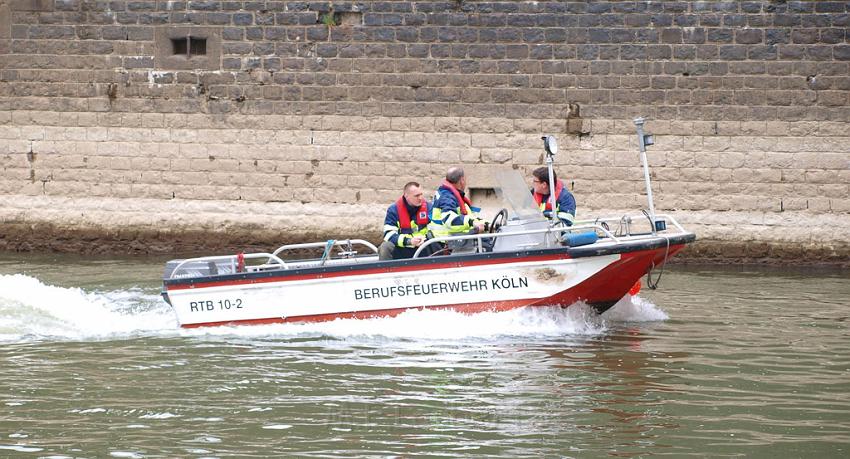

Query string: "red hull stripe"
[167, 252, 570, 291]
[181, 298, 535, 329]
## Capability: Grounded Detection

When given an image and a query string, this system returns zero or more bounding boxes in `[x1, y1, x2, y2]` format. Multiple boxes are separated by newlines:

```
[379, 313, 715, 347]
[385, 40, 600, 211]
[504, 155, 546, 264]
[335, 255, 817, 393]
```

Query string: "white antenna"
[633, 117, 657, 234]
[542, 135, 559, 225]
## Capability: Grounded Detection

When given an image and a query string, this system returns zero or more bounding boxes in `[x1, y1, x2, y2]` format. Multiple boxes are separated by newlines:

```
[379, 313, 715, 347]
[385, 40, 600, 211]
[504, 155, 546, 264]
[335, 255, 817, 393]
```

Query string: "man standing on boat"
[429, 167, 488, 241]
[378, 181, 437, 260]
[531, 167, 576, 226]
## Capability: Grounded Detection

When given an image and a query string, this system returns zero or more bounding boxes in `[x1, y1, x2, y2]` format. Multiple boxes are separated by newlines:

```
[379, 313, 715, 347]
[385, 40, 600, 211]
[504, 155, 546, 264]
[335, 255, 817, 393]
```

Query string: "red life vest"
[440, 180, 472, 215]
[533, 179, 565, 211]
[396, 196, 429, 231]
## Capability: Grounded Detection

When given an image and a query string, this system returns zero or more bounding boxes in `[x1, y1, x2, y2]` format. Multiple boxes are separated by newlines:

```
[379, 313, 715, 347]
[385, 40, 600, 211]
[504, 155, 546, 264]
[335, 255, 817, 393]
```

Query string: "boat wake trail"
[186, 295, 668, 341]
[0, 273, 666, 343]
[0, 274, 176, 343]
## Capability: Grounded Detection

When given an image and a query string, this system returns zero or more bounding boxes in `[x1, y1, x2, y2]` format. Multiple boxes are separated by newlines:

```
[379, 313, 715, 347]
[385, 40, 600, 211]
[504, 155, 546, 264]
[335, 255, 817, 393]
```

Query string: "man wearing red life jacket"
[378, 182, 437, 260]
[429, 167, 487, 239]
[531, 167, 576, 226]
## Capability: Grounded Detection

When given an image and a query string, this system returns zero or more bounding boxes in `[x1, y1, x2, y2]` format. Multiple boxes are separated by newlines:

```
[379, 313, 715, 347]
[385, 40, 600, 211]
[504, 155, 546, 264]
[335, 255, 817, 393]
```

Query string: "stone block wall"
[0, 0, 848, 261]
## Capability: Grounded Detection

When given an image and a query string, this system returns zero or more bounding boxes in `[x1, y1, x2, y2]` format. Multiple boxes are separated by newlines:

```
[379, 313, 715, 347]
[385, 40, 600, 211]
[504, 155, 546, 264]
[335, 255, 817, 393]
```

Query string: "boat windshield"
[493, 170, 546, 221]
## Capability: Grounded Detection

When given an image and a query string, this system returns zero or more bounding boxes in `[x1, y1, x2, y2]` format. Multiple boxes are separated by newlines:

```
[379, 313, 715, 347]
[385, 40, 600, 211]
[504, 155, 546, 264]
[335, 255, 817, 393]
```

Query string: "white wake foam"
[183, 295, 667, 341]
[603, 294, 670, 322]
[0, 274, 176, 343]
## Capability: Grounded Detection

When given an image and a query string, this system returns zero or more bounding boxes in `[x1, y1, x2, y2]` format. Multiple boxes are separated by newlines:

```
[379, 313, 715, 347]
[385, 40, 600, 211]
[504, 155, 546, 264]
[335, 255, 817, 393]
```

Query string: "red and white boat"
[162, 120, 695, 328]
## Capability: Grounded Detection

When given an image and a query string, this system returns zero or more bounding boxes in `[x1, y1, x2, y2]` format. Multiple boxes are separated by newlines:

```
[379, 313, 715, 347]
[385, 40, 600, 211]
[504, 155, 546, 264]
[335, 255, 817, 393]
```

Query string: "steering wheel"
[490, 208, 508, 233]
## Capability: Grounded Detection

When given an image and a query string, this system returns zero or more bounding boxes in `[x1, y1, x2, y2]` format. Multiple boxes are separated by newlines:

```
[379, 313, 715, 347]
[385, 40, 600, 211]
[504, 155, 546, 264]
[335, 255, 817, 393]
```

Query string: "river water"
[0, 253, 848, 458]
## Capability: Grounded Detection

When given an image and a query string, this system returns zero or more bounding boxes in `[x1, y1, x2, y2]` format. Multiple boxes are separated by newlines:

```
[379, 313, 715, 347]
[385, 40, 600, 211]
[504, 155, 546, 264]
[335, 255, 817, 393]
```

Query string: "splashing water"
[193, 302, 614, 341]
[0, 274, 667, 343]
[0, 274, 175, 343]
[602, 294, 669, 322]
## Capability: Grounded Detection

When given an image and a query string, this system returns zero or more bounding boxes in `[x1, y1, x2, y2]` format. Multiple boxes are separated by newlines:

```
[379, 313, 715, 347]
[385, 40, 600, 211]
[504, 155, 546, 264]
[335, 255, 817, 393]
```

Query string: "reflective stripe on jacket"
[429, 183, 482, 237]
[532, 180, 576, 225]
[383, 197, 432, 248]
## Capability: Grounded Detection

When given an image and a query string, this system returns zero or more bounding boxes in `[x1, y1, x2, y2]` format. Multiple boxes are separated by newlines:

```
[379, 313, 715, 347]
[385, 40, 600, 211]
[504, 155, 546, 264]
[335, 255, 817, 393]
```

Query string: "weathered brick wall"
[0, 0, 848, 260]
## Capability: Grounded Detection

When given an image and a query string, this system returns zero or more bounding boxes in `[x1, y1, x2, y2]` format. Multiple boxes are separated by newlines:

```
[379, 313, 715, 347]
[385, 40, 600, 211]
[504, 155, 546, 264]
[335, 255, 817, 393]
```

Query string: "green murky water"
[1, 253, 848, 457]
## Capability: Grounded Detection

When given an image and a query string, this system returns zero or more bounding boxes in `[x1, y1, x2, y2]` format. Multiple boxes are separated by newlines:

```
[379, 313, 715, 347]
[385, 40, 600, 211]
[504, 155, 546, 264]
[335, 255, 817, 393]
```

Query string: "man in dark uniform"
[429, 167, 487, 238]
[378, 182, 436, 260]
[531, 167, 576, 226]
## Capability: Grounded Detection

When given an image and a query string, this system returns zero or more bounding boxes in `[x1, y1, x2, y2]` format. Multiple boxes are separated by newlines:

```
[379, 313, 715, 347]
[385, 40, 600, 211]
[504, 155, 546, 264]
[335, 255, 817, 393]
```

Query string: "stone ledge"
[0, 195, 849, 264]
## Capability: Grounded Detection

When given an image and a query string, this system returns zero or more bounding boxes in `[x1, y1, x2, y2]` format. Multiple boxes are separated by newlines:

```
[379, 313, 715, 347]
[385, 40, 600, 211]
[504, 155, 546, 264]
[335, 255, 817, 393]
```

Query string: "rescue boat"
[161, 118, 695, 328]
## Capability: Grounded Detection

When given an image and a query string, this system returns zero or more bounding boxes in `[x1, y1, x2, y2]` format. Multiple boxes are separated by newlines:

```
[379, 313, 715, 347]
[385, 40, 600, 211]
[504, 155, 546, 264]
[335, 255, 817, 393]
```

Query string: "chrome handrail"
[169, 252, 287, 279]
[272, 239, 379, 258]
[655, 214, 686, 233]
[167, 215, 689, 277]
[573, 213, 687, 236]
[412, 223, 621, 259]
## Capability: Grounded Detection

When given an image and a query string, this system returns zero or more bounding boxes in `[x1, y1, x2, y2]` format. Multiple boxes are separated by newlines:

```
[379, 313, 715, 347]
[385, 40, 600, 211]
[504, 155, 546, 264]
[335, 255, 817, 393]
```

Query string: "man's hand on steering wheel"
[489, 208, 508, 233]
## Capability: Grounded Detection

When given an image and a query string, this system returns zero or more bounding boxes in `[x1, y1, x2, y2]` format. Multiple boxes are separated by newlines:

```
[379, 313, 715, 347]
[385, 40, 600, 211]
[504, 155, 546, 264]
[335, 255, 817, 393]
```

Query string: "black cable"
[646, 236, 671, 290]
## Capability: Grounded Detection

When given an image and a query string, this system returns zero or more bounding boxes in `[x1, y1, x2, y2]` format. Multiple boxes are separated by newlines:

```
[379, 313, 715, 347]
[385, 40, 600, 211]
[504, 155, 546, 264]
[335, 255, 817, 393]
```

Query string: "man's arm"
[435, 193, 479, 233]
[382, 205, 410, 247]
[556, 190, 576, 226]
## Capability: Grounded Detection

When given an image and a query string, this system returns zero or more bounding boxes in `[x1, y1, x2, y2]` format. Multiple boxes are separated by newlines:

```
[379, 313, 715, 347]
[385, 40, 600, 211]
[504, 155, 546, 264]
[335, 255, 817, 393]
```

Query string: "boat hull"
[164, 237, 691, 328]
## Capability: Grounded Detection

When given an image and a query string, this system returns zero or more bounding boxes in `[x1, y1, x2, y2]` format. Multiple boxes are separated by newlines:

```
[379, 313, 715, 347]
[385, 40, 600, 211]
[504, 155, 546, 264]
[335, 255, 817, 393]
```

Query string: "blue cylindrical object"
[562, 231, 598, 247]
